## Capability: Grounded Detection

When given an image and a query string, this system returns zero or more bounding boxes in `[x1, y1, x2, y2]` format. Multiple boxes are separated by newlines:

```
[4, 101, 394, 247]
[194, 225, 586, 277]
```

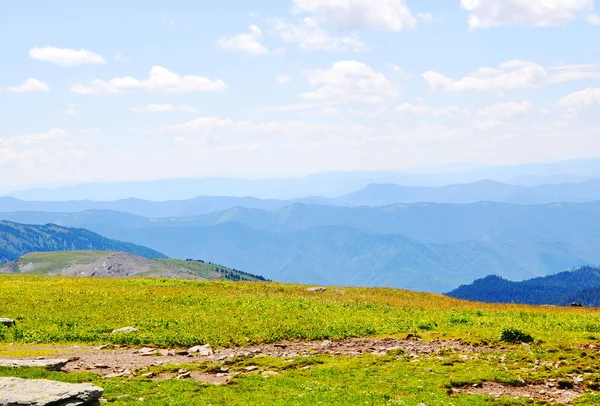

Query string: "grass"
[1, 275, 599, 348]
[4, 251, 106, 275]
[1, 275, 600, 404]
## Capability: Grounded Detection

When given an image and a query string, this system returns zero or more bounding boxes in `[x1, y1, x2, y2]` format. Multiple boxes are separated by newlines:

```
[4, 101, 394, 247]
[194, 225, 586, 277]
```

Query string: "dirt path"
[2, 337, 488, 377]
[1, 338, 586, 404]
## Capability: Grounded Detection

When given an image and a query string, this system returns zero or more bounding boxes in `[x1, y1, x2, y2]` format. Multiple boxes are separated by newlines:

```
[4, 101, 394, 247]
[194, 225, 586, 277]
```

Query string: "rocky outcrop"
[0, 359, 69, 371]
[0, 318, 15, 328]
[111, 326, 138, 334]
[0, 377, 103, 406]
[188, 344, 213, 356]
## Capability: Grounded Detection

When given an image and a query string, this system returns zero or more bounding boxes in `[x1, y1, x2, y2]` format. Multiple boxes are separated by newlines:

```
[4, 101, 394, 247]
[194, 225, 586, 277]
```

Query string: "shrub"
[500, 328, 534, 344]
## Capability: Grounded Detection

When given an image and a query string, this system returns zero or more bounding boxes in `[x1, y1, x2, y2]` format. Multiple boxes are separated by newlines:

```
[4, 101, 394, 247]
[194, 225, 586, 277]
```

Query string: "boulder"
[0, 318, 15, 328]
[0, 359, 70, 371]
[0, 377, 103, 406]
[188, 344, 213, 356]
[306, 287, 327, 293]
[110, 326, 138, 334]
[570, 302, 583, 307]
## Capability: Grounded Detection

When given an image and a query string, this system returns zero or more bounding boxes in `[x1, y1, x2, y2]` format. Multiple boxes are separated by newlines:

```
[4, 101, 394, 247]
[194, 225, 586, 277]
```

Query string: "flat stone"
[0, 318, 15, 328]
[188, 344, 213, 356]
[0, 359, 70, 371]
[306, 287, 327, 292]
[111, 327, 138, 334]
[0, 377, 103, 406]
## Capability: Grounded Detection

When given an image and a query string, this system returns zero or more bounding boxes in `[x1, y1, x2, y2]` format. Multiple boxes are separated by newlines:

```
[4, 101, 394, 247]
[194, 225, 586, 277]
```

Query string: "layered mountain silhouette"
[3, 201, 600, 292]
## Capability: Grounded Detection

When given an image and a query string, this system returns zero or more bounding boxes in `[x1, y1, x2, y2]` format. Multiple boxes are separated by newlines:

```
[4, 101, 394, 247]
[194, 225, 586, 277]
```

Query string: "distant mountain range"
[1, 251, 266, 282]
[446, 266, 600, 307]
[3, 178, 600, 218]
[3, 201, 600, 292]
[0, 220, 165, 263]
[5, 157, 600, 201]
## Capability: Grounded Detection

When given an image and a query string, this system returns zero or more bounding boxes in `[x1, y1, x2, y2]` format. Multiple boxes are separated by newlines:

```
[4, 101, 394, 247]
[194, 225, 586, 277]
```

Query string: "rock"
[262, 371, 279, 377]
[570, 302, 583, 307]
[0, 359, 70, 371]
[332, 290, 346, 295]
[0, 377, 103, 406]
[244, 366, 258, 371]
[92, 345, 112, 351]
[136, 347, 156, 356]
[176, 371, 191, 380]
[306, 287, 327, 292]
[111, 326, 138, 334]
[188, 344, 213, 356]
[0, 318, 15, 328]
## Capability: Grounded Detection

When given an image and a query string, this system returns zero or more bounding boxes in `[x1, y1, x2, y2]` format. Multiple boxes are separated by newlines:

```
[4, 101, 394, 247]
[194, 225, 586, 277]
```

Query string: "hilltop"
[0, 220, 165, 263]
[447, 266, 600, 306]
[0, 251, 266, 282]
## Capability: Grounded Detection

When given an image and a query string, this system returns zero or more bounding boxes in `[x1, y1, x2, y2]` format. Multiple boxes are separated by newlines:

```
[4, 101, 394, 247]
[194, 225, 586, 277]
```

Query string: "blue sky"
[1, 0, 600, 188]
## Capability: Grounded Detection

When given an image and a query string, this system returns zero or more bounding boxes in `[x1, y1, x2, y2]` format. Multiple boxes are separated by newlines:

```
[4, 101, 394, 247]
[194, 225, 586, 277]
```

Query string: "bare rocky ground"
[2, 337, 489, 378]
[0, 337, 587, 404]
[451, 381, 584, 404]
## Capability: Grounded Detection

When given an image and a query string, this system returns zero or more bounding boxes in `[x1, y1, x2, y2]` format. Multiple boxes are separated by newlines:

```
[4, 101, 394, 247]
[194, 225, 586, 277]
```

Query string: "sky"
[1, 0, 600, 188]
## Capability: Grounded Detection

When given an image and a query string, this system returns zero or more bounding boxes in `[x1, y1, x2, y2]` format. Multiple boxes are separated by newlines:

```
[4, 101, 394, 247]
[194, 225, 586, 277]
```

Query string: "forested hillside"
[447, 266, 600, 306]
[0, 221, 166, 263]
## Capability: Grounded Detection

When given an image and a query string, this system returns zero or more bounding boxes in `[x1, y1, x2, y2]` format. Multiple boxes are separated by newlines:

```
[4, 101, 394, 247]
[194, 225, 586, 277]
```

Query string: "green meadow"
[1, 275, 600, 405]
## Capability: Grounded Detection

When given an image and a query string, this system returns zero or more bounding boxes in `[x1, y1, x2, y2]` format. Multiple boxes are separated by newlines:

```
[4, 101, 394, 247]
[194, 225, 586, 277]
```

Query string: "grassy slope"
[1, 251, 265, 281]
[1, 276, 600, 405]
[0, 275, 598, 347]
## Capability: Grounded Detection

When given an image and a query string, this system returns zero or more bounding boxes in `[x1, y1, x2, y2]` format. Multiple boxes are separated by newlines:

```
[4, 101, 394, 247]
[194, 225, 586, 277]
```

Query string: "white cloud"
[417, 13, 435, 23]
[180, 105, 198, 112]
[478, 101, 534, 117]
[292, 0, 417, 31]
[557, 88, 600, 108]
[460, 0, 593, 30]
[132, 104, 176, 113]
[275, 18, 367, 52]
[113, 52, 131, 62]
[163, 117, 372, 137]
[71, 66, 227, 95]
[320, 106, 340, 115]
[392, 65, 411, 79]
[132, 104, 197, 113]
[276, 75, 292, 85]
[396, 103, 464, 116]
[5, 78, 50, 93]
[218, 25, 269, 55]
[300, 61, 398, 104]
[424, 60, 600, 92]
[0, 128, 69, 147]
[547, 63, 600, 83]
[423, 60, 547, 92]
[64, 104, 77, 116]
[472, 119, 510, 131]
[587, 13, 600, 24]
[29, 46, 106, 67]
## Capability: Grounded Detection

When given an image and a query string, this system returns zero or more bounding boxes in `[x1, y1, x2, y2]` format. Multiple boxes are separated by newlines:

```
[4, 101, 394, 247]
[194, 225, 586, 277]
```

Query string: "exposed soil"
[1, 336, 493, 379]
[451, 381, 584, 404]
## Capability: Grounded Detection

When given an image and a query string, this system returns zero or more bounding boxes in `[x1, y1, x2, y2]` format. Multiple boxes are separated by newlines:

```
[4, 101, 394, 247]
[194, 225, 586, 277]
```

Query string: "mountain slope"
[61, 222, 595, 292]
[0, 220, 166, 263]
[3, 202, 600, 291]
[0, 251, 266, 281]
[5, 179, 600, 218]
[446, 266, 600, 306]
